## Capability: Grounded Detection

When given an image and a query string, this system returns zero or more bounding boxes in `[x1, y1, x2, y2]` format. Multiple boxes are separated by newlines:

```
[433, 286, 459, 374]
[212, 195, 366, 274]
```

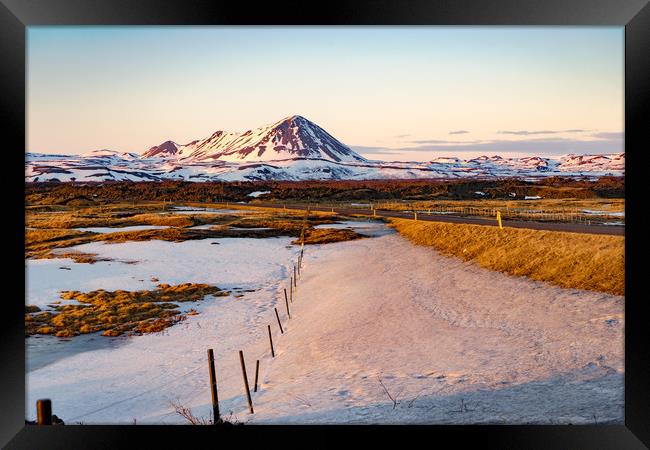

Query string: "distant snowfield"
[25, 221, 623, 424]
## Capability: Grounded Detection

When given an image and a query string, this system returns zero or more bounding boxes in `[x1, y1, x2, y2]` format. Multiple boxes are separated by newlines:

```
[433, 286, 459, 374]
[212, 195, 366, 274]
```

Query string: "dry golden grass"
[25, 283, 229, 337]
[390, 218, 624, 296]
[375, 198, 625, 213]
[25, 205, 350, 261]
[45, 251, 112, 264]
[26, 210, 196, 229]
[295, 228, 364, 245]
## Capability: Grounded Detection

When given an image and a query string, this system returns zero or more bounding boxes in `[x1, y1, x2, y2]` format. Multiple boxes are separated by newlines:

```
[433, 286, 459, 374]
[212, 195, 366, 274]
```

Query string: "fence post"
[239, 351, 254, 414]
[36, 399, 52, 425]
[207, 349, 221, 424]
[290, 281, 293, 303]
[294, 266, 297, 286]
[268, 325, 275, 357]
[413, 211, 417, 221]
[274, 307, 284, 334]
[284, 290, 291, 319]
[254, 360, 260, 393]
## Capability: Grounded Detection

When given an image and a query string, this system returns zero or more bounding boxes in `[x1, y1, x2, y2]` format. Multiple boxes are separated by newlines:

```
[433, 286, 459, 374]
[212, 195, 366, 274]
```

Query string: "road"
[250, 202, 625, 236]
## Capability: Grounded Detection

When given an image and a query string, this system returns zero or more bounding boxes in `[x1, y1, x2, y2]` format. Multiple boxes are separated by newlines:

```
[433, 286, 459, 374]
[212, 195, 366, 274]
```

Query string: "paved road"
[251, 202, 625, 236]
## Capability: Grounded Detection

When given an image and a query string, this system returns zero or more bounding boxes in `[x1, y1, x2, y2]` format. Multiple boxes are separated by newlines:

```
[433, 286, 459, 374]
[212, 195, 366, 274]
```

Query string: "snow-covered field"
[25, 220, 623, 424]
[74, 225, 169, 234]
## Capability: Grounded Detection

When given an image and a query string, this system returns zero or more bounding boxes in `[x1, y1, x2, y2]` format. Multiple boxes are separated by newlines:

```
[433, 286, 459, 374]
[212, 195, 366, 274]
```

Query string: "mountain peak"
[142, 140, 179, 158]
[142, 115, 367, 164]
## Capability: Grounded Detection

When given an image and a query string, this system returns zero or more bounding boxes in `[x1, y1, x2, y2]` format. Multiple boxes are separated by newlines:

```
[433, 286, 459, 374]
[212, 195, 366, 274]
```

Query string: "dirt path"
[250, 229, 624, 424]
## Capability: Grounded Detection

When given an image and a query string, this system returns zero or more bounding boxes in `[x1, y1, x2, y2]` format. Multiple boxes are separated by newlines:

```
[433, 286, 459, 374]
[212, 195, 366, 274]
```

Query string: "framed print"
[2, 0, 649, 448]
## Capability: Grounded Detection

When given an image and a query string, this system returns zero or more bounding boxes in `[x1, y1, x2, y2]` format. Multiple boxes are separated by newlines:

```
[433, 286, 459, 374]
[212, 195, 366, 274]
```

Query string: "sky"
[27, 26, 624, 162]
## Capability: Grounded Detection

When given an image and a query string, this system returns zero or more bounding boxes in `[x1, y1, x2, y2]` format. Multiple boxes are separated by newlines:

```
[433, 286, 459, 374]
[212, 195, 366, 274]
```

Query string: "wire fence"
[41, 217, 310, 425]
[231, 199, 624, 227]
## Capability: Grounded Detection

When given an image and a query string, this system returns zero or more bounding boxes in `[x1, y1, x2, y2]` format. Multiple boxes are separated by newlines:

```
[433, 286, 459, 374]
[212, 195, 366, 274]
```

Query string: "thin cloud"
[592, 131, 624, 140]
[449, 130, 469, 135]
[393, 134, 411, 139]
[410, 139, 484, 145]
[354, 135, 622, 157]
[497, 129, 589, 136]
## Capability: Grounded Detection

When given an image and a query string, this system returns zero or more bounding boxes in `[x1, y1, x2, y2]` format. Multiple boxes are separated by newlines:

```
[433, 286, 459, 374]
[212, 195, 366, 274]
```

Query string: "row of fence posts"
[216, 199, 604, 227]
[363, 202, 602, 226]
[31, 207, 307, 426]
[205, 226, 306, 423]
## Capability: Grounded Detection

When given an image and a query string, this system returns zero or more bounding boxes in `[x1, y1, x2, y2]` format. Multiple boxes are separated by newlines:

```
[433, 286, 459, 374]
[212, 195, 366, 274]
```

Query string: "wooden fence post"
[254, 359, 260, 392]
[284, 290, 291, 319]
[274, 307, 284, 334]
[239, 351, 254, 414]
[294, 266, 297, 286]
[207, 349, 220, 424]
[268, 325, 275, 357]
[36, 399, 52, 425]
[290, 281, 293, 303]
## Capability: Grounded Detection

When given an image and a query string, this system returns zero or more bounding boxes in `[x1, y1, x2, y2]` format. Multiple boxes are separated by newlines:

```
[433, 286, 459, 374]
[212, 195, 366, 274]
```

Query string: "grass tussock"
[295, 228, 364, 245]
[25, 283, 229, 338]
[46, 251, 112, 264]
[390, 218, 624, 296]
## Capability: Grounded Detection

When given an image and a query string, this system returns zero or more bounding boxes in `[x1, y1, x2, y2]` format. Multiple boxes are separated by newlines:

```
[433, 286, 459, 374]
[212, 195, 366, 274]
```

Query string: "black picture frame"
[2, 0, 648, 448]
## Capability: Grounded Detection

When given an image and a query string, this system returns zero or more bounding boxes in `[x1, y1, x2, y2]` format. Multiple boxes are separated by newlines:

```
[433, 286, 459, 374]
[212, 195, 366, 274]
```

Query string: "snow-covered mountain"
[25, 115, 624, 182]
[142, 115, 366, 163]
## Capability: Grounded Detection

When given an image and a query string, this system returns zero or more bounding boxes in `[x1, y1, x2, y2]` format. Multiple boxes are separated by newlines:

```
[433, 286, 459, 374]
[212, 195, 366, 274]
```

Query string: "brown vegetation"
[26, 206, 349, 261]
[294, 228, 364, 245]
[25, 177, 624, 206]
[390, 218, 624, 296]
[25, 283, 229, 338]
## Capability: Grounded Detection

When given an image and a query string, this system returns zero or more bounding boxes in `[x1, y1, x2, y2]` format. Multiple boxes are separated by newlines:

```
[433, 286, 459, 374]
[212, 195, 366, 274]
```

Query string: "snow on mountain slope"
[26, 115, 624, 182]
[557, 153, 625, 172]
[25, 151, 625, 183]
[142, 115, 366, 163]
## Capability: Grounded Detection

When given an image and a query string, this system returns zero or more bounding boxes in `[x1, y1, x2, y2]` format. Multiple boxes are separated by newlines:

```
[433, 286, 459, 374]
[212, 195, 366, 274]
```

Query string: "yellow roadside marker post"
[496, 210, 503, 229]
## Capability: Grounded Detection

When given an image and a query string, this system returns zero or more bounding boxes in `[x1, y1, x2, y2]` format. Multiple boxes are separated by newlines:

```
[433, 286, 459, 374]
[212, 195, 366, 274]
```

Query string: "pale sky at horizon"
[27, 26, 624, 162]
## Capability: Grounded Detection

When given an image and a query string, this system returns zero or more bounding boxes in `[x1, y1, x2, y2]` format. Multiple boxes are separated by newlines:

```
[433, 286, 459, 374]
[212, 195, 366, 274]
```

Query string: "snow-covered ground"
[25, 220, 623, 424]
[582, 210, 625, 217]
[75, 225, 169, 234]
[247, 191, 271, 198]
